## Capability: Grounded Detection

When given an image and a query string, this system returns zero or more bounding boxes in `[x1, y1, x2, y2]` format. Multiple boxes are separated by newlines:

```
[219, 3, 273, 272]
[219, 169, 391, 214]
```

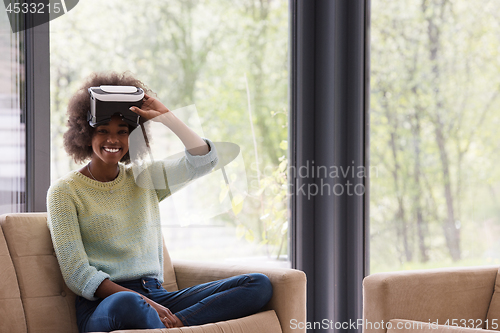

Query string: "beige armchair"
[363, 266, 500, 333]
[0, 213, 306, 333]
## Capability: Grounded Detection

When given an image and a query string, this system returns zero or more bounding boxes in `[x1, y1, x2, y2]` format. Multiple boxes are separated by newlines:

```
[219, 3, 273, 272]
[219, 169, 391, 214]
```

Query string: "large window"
[50, 0, 290, 266]
[0, 7, 25, 214]
[370, 0, 500, 272]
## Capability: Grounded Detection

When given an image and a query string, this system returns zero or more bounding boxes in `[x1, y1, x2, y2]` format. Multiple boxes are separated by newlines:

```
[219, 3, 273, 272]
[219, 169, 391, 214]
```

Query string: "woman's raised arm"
[129, 94, 209, 156]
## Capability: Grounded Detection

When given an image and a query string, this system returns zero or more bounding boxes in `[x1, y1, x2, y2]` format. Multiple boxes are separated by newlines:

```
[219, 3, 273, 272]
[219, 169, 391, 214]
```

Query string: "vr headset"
[87, 85, 144, 127]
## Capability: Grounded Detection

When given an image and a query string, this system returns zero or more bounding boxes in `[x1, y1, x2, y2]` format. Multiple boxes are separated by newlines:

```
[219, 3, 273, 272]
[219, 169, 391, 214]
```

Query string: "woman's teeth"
[104, 147, 120, 153]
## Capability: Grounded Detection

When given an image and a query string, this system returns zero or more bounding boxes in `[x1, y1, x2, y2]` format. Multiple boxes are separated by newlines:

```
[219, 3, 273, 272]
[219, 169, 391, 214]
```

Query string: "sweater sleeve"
[156, 137, 218, 201]
[47, 181, 110, 300]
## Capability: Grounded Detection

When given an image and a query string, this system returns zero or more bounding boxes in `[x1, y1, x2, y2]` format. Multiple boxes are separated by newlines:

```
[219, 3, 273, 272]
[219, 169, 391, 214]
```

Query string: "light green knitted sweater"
[47, 139, 218, 301]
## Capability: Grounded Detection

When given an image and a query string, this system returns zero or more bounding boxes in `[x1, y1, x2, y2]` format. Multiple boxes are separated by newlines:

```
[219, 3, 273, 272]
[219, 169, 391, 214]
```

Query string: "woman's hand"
[130, 94, 170, 121]
[95, 279, 184, 328]
[143, 296, 184, 328]
[130, 93, 209, 156]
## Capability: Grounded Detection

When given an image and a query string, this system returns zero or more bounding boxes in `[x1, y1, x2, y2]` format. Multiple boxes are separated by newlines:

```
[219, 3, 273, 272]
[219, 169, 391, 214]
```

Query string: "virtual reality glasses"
[87, 85, 144, 127]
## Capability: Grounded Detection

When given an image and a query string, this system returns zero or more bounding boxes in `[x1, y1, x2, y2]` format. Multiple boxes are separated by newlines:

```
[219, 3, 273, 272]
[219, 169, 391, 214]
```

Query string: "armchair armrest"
[172, 260, 307, 333]
[363, 266, 499, 333]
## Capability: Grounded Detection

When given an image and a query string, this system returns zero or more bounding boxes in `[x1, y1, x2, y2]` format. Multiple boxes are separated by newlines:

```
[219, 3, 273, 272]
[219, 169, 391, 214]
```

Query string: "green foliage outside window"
[371, 0, 500, 272]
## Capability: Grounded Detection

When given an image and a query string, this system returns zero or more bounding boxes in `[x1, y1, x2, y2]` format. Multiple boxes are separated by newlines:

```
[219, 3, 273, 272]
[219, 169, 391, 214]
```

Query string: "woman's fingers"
[129, 106, 141, 114]
[159, 311, 170, 327]
[161, 316, 173, 328]
[156, 305, 175, 327]
[130, 94, 170, 121]
[160, 310, 177, 328]
[144, 297, 175, 328]
[129, 106, 146, 118]
[130, 106, 159, 121]
[141, 95, 170, 114]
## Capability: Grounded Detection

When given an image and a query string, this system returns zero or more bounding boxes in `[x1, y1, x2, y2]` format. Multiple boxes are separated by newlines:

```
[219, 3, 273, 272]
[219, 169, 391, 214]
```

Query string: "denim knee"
[248, 273, 273, 308]
[106, 291, 151, 321]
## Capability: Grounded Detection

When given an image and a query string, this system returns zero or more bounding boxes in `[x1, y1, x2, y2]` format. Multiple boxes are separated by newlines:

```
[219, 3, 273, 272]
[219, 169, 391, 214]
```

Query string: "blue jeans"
[76, 273, 273, 333]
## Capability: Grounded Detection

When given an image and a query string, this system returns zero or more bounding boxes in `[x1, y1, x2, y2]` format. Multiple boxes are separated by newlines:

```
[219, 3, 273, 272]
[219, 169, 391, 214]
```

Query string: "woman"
[47, 72, 272, 333]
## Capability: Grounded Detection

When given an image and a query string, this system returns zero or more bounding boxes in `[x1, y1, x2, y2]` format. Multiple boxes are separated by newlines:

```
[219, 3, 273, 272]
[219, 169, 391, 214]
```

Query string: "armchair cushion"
[109, 310, 282, 333]
[173, 260, 306, 333]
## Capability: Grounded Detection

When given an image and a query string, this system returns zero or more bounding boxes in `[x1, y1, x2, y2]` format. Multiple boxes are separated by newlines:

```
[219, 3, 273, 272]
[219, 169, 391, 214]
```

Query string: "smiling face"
[90, 115, 130, 167]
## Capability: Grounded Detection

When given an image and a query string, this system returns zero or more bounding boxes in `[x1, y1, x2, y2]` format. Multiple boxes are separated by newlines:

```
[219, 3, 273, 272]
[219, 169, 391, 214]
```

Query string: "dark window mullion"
[291, 1, 369, 332]
[25, 11, 50, 212]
